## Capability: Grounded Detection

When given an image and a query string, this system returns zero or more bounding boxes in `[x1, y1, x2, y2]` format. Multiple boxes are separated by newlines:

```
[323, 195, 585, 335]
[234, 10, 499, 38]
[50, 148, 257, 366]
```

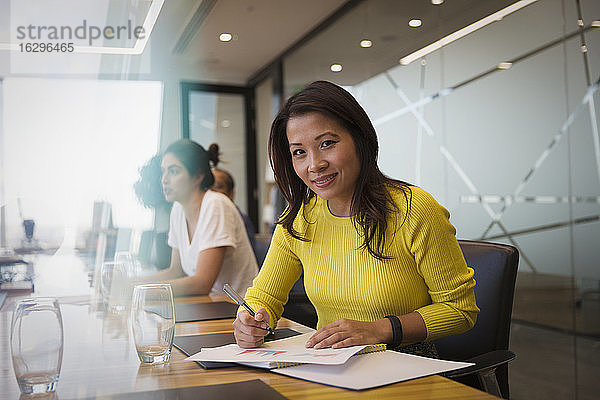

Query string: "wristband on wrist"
[385, 315, 403, 348]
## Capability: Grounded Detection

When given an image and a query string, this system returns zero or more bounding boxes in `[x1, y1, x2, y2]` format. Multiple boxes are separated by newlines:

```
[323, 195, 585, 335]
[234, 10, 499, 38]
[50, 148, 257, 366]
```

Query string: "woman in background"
[143, 140, 257, 296]
[233, 81, 478, 355]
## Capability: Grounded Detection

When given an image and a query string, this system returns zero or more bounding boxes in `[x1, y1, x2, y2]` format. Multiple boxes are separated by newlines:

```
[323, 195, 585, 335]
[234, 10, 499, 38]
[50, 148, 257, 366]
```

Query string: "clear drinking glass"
[10, 298, 63, 394]
[114, 251, 140, 276]
[100, 261, 130, 313]
[130, 284, 175, 364]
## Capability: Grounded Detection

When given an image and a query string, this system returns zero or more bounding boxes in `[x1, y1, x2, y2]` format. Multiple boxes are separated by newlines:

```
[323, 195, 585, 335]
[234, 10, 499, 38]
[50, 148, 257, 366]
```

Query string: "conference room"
[0, 0, 598, 399]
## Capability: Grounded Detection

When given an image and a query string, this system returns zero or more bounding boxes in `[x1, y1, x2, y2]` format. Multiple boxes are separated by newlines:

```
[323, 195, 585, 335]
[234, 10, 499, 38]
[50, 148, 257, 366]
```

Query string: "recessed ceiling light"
[431, 0, 444, 4]
[330, 63, 343, 72]
[409, 19, 422, 28]
[360, 39, 372, 48]
[219, 33, 233, 42]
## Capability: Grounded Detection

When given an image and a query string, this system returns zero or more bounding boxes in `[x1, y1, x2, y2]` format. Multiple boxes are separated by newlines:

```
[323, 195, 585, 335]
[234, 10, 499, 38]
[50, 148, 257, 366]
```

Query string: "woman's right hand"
[233, 308, 272, 348]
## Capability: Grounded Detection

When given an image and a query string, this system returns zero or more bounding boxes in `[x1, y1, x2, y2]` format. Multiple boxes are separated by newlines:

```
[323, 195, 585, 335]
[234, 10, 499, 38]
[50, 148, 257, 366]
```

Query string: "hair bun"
[207, 143, 220, 167]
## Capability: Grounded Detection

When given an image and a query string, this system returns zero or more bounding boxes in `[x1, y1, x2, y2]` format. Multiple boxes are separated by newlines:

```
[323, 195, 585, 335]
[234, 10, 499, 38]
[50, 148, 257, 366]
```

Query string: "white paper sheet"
[185, 332, 369, 366]
[272, 350, 474, 390]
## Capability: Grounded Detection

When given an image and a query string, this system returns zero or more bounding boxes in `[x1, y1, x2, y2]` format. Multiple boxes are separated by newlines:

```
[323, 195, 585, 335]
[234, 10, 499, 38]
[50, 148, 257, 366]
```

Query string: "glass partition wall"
[277, 0, 599, 398]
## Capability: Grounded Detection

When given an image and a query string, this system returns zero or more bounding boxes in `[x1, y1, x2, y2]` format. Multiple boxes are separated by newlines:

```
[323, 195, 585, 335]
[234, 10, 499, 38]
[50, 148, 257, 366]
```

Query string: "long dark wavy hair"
[268, 81, 412, 260]
[134, 154, 172, 211]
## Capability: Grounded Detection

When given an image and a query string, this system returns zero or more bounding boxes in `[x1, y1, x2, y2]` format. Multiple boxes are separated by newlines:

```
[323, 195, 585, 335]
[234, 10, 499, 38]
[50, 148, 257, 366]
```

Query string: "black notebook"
[175, 301, 238, 322]
[67, 379, 288, 399]
[174, 328, 301, 369]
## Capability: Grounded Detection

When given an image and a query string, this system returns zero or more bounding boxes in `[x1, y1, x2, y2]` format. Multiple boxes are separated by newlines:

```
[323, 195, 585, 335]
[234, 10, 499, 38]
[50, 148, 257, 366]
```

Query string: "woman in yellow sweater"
[233, 81, 479, 355]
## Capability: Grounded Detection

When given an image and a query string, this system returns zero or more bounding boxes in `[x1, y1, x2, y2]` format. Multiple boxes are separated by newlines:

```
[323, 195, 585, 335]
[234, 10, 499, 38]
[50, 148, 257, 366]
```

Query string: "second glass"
[100, 261, 130, 313]
[130, 284, 175, 364]
[114, 251, 141, 276]
[10, 298, 63, 394]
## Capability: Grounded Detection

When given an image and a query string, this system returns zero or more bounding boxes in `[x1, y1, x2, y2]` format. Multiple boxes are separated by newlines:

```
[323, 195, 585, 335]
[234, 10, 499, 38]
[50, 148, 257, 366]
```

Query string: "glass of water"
[114, 251, 141, 276]
[130, 284, 175, 364]
[10, 298, 63, 394]
[100, 261, 130, 313]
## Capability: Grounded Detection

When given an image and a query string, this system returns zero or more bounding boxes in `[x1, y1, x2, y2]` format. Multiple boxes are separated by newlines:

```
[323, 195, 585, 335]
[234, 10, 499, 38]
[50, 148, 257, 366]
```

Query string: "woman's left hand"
[305, 318, 391, 349]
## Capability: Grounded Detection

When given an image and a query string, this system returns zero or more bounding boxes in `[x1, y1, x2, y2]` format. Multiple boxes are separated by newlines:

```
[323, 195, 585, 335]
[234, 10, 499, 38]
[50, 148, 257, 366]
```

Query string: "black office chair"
[138, 230, 171, 269]
[434, 240, 519, 399]
[253, 233, 273, 268]
[282, 275, 318, 329]
[253, 236, 519, 397]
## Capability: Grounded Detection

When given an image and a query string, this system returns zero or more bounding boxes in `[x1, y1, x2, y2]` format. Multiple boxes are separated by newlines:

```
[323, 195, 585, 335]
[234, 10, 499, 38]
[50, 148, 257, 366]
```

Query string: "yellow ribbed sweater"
[245, 186, 479, 341]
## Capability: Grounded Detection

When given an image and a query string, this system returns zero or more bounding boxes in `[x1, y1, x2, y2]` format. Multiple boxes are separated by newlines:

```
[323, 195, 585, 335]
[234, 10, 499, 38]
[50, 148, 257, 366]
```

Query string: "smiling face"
[160, 152, 201, 204]
[286, 112, 360, 216]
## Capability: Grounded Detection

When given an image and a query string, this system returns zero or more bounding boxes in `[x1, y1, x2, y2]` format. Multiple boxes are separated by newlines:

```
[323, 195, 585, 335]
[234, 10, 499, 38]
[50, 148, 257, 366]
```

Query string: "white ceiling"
[152, 0, 347, 85]
[149, 0, 522, 86]
[0, 0, 526, 84]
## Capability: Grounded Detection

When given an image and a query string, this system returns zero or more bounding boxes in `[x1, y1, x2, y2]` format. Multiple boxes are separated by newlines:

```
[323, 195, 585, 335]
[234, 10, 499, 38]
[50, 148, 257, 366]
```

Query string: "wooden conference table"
[0, 255, 497, 399]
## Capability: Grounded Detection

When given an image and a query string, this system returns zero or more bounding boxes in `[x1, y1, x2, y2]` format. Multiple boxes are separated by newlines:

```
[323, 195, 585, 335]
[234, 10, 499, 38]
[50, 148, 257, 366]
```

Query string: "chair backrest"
[151, 231, 171, 268]
[254, 233, 273, 268]
[138, 230, 171, 269]
[434, 240, 519, 361]
[138, 230, 154, 265]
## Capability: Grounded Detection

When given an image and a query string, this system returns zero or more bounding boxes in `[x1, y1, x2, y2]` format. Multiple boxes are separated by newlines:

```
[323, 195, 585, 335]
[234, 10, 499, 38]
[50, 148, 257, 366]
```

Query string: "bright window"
[1, 78, 162, 249]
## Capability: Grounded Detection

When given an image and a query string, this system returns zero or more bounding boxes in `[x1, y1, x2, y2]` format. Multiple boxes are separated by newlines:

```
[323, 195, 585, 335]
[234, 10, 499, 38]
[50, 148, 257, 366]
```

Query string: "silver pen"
[223, 284, 275, 335]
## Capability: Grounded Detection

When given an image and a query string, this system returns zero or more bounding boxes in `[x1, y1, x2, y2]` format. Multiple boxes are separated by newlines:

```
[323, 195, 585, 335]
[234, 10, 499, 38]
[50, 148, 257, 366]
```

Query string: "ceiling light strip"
[399, 0, 538, 65]
[135, 0, 165, 53]
[0, 0, 165, 55]
[67, 0, 164, 54]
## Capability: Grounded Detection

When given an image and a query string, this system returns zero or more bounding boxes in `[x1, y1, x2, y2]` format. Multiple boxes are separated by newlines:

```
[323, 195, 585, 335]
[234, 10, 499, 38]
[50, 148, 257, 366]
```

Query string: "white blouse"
[168, 190, 258, 295]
